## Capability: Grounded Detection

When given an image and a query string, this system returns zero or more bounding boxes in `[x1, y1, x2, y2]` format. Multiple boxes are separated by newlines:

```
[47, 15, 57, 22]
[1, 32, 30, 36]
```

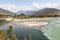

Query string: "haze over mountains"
[0, 8, 60, 17]
[0, 8, 15, 16]
[33, 8, 60, 16]
[17, 10, 37, 15]
[17, 8, 60, 16]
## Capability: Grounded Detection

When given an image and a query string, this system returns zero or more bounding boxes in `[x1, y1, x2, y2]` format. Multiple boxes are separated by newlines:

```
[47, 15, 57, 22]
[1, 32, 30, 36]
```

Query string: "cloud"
[33, 2, 59, 9]
[0, 4, 35, 12]
[33, 3, 40, 8]
[0, 2, 59, 12]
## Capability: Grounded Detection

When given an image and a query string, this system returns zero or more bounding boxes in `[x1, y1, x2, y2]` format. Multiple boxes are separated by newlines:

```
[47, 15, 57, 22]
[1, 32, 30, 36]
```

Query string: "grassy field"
[0, 30, 6, 40]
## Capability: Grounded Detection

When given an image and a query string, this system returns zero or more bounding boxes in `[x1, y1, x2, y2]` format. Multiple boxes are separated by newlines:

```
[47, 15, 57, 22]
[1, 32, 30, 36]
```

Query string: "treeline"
[0, 14, 14, 18]
[29, 14, 60, 18]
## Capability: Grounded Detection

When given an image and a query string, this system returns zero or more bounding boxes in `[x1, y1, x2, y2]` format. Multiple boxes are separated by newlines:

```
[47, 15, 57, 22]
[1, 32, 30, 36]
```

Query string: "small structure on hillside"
[18, 13, 26, 16]
[17, 13, 27, 18]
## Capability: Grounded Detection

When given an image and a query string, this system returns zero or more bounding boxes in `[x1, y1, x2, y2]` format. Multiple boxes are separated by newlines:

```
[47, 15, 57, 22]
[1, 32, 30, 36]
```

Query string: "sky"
[0, 0, 60, 12]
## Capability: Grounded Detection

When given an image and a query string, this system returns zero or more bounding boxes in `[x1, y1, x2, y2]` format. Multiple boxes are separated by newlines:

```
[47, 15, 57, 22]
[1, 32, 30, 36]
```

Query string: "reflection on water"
[41, 18, 60, 40]
[1, 18, 60, 40]
[14, 26, 49, 40]
[1, 22, 49, 40]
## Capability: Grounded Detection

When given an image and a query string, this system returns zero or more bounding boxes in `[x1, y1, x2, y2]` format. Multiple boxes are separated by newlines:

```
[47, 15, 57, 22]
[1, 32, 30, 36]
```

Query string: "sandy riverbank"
[13, 18, 52, 27]
[13, 18, 54, 22]
[18, 21, 48, 27]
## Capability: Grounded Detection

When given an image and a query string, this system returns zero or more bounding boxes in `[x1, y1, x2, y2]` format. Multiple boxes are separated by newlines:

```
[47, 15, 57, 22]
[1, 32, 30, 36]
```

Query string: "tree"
[9, 25, 13, 30]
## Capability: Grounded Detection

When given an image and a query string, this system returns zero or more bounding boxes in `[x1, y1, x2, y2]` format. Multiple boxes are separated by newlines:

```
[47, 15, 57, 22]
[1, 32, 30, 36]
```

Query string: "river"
[0, 18, 60, 40]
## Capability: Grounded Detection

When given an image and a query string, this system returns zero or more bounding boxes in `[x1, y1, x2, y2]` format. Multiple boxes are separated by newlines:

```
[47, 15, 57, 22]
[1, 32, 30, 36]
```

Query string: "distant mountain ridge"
[17, 8, 60, 17]
[33, 8, 60, 16]
[17, 10, 37, 15]
[0, 8, 15, 16]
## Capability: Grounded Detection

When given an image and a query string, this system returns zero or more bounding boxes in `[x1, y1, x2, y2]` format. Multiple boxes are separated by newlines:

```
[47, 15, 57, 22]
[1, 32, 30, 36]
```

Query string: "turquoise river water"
[0, 18, 60, 40]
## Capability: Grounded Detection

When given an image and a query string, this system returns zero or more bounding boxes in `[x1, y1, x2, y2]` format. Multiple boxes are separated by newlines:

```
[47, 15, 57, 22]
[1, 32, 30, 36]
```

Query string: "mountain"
[17, 10, 37, 16]
[33, 8, 60, 16]
[0, 8, 16, 16]
[17, 8, 60, 17]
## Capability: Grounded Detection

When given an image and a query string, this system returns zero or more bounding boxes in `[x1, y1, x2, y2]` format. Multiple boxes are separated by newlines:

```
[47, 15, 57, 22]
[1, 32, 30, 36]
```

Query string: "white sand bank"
[13, 18, 51, 27]
[16, 21, 48, 27]
[13, 18, 54, 22]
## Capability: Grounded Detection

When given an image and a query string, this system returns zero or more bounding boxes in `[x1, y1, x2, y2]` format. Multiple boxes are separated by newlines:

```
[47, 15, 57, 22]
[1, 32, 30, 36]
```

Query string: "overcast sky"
[0, 0, 60, 12]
